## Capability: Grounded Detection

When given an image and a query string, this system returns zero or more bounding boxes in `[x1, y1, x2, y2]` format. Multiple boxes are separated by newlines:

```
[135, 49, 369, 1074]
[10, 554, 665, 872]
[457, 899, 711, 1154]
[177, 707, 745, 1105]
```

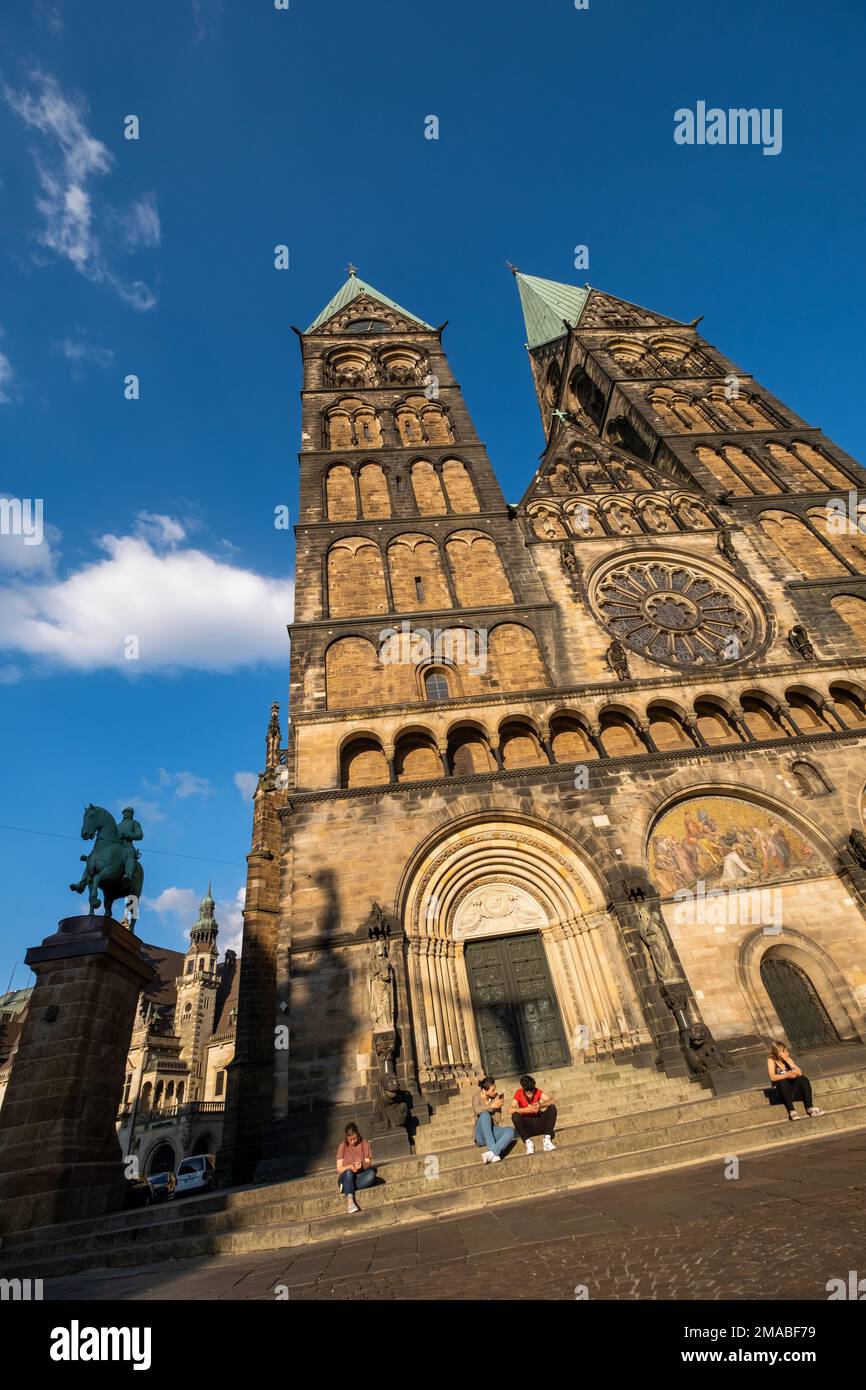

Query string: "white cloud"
[233, 771, 258, 800]
[54, 336, 114, 370]
[134, 511, 186, 545]
[142, 882, 245, 956]
[0, 343, 14, 403]
[144, 885, 198, 925]
[192, 0, 224, 43]
[3, 71, 158, 310]
[112, 193, 161, 251]
[0, 518, 293, 674]
[158, 768, 213, 799]
[116, 796, 165, 825]
[34, 1, 64, 35]
[217, 886, 245, 956]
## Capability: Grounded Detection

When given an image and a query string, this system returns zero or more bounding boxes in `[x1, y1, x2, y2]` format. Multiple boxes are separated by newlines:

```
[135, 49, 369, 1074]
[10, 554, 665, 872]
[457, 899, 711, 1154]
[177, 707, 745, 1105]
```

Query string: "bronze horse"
[69, 804, 144, 926]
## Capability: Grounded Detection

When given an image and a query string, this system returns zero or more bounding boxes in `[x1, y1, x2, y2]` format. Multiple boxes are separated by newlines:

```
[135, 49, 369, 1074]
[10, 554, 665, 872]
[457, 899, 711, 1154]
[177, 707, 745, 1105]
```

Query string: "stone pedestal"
[0, 914, 155, 1238]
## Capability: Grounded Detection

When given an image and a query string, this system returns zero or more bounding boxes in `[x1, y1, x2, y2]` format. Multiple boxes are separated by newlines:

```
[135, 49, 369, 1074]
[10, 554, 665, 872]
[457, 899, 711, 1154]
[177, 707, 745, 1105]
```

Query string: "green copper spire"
[513, 270, 591, 350]
[306, 268, 433, 332]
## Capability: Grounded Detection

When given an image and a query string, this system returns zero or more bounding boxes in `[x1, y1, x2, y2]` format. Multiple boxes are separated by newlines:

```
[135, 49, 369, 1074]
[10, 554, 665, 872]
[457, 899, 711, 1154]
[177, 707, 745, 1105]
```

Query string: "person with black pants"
[768, 1041, 824, 1122]
[509, 1074, 557, 1154]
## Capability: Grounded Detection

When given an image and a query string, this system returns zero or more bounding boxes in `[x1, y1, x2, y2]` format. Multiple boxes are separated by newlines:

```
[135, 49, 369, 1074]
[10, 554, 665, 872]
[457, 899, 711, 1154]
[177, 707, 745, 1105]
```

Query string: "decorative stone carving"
[606, 638, 630, 681]
[372, 1073, 409, 1131]
[717, 526, 737, 564]
[847, 828, 866, 869]
[636, 903, 682, 983]
[453, 883, 546, 941]
[787, 624, 816, 660]
[368, 939, 395, 1030]
[560, 540, 581, 578]
[681, 1022, 731, 1074]
[594, 559, 755, 667]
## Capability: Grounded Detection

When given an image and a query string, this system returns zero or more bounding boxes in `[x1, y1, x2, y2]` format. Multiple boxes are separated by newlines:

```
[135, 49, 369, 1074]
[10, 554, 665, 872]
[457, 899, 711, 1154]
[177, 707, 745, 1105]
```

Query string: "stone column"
[0, 914, 155, 1238]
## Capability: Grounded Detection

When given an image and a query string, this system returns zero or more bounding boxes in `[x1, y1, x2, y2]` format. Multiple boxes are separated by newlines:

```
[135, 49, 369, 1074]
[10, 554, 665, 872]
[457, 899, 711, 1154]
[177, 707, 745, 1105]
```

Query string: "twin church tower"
[218, 267, 866, 1183]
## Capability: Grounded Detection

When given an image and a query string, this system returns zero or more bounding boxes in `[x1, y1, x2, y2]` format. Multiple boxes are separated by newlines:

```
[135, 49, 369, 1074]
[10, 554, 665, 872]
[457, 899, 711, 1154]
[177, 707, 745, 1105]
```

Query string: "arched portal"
[760, 956, 839, 1050]
[400, 817, 650, 1084]
[147, 1142, 176, 1176]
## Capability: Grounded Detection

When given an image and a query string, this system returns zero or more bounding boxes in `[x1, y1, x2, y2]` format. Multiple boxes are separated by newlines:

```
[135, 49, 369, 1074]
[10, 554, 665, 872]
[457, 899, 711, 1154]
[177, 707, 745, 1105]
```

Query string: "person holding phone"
[472, 1076, 515, 1163]
[336, 1123, 376, 1213]
[767, 1041, 824, 1122]
[509, 1074, 557, 1153]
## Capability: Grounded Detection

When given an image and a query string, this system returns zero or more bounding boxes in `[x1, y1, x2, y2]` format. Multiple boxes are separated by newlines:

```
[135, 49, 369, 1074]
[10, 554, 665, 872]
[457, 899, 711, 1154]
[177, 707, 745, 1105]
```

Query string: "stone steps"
[5, 1066, 866, 1280]
[416, 1075, 700, 1150]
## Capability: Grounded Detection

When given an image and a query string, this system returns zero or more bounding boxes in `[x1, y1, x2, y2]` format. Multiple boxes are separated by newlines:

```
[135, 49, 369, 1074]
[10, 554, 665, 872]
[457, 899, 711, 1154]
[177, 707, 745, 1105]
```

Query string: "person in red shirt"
[509, 1074, 557, 1154]
[336, 1123, 376, 1214]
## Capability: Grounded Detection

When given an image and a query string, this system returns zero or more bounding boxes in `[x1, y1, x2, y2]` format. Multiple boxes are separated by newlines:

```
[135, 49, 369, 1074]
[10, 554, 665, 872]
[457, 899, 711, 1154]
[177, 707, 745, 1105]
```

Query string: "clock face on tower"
[344, 317, 393, 334]
[592, 558, 760, 667]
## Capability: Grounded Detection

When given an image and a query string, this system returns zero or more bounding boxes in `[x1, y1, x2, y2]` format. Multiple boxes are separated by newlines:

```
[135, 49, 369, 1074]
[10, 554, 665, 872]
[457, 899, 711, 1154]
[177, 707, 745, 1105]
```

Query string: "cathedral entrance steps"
[414, 1068, 700, 1151]
[5, 1067, 866, 1279]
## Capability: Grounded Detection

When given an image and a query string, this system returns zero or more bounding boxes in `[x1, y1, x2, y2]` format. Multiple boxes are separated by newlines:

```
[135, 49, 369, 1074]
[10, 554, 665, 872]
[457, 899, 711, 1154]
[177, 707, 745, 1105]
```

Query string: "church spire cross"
[346, 262, 358, 277]
[505, 261, 520, 275]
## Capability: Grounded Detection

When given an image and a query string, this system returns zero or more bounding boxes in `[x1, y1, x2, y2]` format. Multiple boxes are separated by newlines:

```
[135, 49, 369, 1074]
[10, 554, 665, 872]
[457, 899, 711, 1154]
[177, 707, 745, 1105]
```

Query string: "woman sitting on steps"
[767, 1040, 824, 1123]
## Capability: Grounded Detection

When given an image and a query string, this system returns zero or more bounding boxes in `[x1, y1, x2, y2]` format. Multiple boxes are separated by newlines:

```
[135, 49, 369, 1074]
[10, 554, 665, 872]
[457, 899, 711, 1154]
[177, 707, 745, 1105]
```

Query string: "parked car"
[148, 1170, 176, 1203]
[174, 1154, 215, 1196]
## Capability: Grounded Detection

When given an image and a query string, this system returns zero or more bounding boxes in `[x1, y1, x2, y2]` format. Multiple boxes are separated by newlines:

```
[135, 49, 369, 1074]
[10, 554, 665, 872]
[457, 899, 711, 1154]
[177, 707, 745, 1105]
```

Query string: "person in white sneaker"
[472, 1076, 516, 1163]
[767, 1041, 824, 1122]
[509, 1074, 557, 1153]
[336, 1124, 376, 1213]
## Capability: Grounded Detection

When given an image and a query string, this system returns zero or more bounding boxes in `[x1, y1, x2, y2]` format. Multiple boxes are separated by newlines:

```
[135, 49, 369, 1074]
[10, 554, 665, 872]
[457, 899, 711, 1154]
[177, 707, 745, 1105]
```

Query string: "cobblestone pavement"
[45, 1129, 866, 1301]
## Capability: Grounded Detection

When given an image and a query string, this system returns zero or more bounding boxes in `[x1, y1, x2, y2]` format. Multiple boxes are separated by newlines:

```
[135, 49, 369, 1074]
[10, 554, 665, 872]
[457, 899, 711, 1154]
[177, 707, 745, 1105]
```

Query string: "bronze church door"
[760, 957, 839, 1051]
[465, 933, 568, 1076]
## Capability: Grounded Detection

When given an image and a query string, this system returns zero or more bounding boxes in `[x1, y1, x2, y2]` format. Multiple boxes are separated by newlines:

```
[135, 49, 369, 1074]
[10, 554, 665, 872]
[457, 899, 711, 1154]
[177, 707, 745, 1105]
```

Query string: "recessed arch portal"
[400, 816, 649, 1082]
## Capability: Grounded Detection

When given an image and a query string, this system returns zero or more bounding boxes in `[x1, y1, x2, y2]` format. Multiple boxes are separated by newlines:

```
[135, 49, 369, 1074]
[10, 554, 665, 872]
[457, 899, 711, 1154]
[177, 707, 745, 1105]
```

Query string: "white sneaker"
[543, 1135, 555, 1152]
[808, 1107, 825, 1117]
[524, 1139, 535, 1156]
[481, 1150, 495, 1164]
[346, 1197, 360, 1213]
[488, 1153, 501, 1163]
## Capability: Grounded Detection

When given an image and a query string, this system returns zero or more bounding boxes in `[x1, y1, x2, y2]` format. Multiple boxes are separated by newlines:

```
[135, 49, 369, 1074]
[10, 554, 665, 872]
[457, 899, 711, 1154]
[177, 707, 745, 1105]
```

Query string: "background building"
[0, 888, 237, 1177]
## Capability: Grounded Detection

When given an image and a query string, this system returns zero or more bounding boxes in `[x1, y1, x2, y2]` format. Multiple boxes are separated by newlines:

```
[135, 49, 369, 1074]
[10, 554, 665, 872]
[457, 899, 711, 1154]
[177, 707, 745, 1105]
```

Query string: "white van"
[174, 1154, 216, 1196]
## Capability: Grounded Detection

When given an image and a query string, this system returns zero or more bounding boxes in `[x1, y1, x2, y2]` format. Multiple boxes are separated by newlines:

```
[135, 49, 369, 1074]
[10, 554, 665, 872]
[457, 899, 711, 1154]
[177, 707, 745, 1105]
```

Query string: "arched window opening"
[424, 670, 450, 701]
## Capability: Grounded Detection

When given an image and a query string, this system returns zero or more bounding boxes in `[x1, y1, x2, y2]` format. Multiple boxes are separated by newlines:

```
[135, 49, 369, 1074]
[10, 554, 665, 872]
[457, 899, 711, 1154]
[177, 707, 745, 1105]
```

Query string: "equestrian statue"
[69, 804, 144, 929]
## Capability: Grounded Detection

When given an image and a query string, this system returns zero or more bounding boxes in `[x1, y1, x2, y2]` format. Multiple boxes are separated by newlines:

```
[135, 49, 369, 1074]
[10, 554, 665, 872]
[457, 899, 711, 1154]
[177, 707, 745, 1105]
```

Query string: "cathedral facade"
[219, 270, 866, 1184]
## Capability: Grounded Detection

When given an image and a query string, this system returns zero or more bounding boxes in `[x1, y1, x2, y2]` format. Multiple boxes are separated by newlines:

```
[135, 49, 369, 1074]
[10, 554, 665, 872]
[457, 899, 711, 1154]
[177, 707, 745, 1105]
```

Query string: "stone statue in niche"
[717, 527, 737, 564]
[847, 828, 866, 869]
[606, 638, 630, 681]
[787, 624, 816, 661]
[366, 901, 389, 939]
[636, 902, 682, 983]
[369, 939, 395, 1031]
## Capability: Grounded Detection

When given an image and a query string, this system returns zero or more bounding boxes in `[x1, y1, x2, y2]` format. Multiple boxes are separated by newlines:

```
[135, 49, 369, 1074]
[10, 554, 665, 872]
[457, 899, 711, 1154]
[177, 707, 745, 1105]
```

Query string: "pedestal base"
[0, 914, 154, 1238]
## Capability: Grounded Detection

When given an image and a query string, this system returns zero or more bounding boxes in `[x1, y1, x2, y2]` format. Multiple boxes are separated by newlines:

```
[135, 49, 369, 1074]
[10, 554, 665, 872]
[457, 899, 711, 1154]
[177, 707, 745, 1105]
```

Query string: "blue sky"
[1, 0, 864, 988]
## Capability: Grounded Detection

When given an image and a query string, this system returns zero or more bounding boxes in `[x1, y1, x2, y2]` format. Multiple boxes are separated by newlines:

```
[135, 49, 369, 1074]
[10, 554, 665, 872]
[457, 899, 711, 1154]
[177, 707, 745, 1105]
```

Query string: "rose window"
[595, 561, 755, 666]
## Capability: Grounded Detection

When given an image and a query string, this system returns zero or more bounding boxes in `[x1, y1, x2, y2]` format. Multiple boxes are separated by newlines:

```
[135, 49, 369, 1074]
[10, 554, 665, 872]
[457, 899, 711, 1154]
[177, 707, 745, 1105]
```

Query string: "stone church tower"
[219, 269, 866, 1185]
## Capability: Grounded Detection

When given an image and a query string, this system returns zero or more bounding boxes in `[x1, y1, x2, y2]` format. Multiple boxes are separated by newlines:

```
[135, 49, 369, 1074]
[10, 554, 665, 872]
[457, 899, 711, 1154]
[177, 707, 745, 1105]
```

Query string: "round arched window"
[424, 671, 450, 701]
